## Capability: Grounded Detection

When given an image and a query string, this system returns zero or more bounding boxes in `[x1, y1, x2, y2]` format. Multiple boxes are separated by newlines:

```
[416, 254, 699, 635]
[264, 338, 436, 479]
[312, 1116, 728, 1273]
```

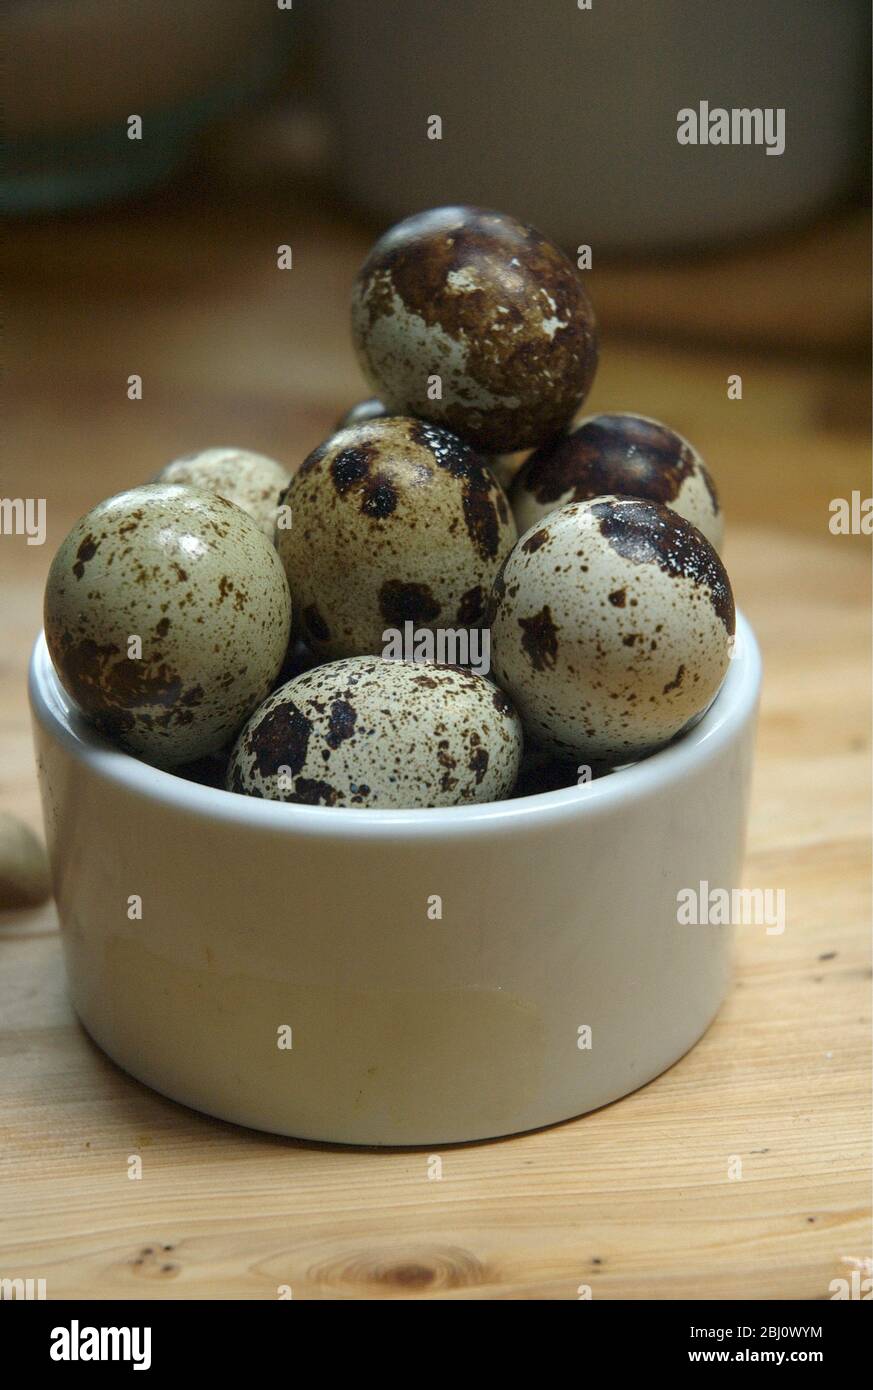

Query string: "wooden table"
[1, 181, 870, 1300]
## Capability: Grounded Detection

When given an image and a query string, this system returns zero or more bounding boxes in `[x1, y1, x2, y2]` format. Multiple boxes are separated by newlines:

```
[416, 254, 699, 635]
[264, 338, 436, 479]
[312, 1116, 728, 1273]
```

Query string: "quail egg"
[227, 656, 523, 808]
[489, 497, 734, 761]
[351, 205, 598, 454]
[276, 416, 516, 660]
[511, 413, 723, 550]
[156, 447, 290, 538]
[44, 484, 292, 767]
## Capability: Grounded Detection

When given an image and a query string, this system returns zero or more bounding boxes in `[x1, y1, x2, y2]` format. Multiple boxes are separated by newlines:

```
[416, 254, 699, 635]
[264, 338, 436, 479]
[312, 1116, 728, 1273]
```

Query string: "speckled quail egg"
[276, 416, 516, 659]
[489, 496, 734, 762]
[156, 447, 290, 538]
[44, 484, 292, 767]
[351, 206, 598, 454]
[227, 656, 523, 809]
[511, 413, 724, 550]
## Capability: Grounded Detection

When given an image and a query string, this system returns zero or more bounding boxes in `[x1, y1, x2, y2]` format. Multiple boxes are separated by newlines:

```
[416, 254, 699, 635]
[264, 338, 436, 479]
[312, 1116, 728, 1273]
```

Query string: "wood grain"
[0, 188, 869, 1300]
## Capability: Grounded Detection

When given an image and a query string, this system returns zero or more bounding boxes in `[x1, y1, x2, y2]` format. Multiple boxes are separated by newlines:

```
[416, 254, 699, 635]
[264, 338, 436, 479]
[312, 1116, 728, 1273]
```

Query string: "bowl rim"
[29, 613, 761, 840]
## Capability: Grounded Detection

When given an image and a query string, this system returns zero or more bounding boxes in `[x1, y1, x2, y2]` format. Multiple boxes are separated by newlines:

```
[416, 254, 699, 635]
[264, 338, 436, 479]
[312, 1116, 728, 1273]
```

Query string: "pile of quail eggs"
[44, 206, 735, 811]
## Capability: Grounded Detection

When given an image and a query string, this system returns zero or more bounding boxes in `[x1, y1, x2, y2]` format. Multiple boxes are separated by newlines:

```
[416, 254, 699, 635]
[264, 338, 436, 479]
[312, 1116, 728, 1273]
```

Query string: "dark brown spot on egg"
[72, 535, 98, 579]
[469, 746, 489, 783]
[591, 499, 735, 634]
[379, 579, 441, 626]
[409, 420, 471, 476]
[360, 473, 398, 518]
[663, 664, 686, 693]
[461, 481, 500, 562]
[437, 742, 457, 770]
[248, 700, 311, 778]
[608, 588, 626, 607]
[518, 604, 559, 671]
[515, 413, 705, 509]
[51, 634, 199, 733]
[326, 699, 357, 748]
[290, 777, 340, 806]
[331, 445, 376, 494]
[521, 528, 549, 553]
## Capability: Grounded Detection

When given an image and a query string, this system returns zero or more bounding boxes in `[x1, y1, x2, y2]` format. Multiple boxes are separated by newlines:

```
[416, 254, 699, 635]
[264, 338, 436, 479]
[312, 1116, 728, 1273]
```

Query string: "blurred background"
[1, 0, 871, 1300]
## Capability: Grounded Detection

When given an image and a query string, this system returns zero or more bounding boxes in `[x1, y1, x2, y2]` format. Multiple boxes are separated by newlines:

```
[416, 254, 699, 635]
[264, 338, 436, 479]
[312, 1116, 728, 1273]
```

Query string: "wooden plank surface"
[1, 186, 870, 1300]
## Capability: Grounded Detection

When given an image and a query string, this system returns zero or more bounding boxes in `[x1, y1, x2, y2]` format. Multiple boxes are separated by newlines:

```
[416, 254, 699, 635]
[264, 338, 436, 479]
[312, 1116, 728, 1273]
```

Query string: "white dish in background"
[29, 615, 761, 1145]
[322, 0, 868, 251]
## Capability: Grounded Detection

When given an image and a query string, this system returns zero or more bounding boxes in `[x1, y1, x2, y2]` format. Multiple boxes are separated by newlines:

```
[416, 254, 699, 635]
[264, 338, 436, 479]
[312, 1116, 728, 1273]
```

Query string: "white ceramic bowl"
[29, 616, 760, 1145]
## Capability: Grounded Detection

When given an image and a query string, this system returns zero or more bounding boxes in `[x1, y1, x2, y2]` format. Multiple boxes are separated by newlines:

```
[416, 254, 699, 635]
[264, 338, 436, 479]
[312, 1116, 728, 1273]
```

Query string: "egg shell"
[157, 447, 290, 538]
[44, 484, 292, 767]
[227, 656, 523, 809]
[489, 496, 735, 761]
[511, 413, 723, 551]
[351, 205, 598, 454]
[276, 416, 516, 660]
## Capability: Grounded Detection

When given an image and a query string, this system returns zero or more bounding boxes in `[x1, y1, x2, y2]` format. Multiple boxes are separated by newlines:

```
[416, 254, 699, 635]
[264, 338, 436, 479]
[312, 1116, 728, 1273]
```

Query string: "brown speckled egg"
[226, 656, 523, 809]
[156, 447, 290, 538]
[44, 484, 292, 767]
[351, 206, 598, 454]
[276, 416, 516, 659]
[489, 497, 734, 761]
[511, 413, 723, 550]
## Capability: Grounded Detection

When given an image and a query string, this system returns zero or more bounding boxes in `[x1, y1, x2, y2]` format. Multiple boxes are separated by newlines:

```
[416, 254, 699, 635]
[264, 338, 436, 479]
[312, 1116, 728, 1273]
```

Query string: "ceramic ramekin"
[29, 615, 761, 1146]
